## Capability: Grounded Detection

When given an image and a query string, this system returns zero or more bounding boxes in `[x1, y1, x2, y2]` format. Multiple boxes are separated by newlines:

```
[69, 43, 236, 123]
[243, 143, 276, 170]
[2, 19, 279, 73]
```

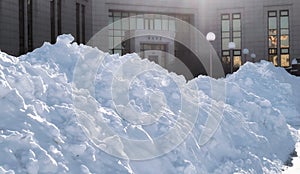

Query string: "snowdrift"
[0, 34, 298, 174]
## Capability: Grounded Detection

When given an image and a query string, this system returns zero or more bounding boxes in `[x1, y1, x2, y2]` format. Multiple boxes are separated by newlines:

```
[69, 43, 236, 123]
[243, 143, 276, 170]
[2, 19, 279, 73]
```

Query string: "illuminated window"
[221, 13, 242, 69]
[268, 10, 290, 67]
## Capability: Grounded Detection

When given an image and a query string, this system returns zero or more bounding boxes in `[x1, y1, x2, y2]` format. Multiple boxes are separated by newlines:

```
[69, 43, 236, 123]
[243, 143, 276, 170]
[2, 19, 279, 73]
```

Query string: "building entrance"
[140, 43, 167, 67]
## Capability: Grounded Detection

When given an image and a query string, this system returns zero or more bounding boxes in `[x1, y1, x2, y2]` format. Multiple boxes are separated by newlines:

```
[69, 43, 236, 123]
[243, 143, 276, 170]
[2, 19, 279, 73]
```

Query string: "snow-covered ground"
[0, 34, 299, 173]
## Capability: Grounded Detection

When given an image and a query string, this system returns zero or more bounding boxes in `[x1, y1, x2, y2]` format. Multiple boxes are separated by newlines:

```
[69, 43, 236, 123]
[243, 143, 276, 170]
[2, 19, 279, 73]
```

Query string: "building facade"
[1, 0, 300, 77]
[0, 0, 92, 56]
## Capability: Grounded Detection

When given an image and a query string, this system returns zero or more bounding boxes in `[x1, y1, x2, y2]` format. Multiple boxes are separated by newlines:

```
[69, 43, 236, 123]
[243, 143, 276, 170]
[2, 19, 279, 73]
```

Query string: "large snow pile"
[0, 34, 298, 174]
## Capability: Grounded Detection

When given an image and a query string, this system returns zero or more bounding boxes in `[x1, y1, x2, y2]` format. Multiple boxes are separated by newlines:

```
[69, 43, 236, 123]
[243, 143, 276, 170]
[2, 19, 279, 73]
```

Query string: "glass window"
[122, 18, 129, 30]
[169, 20, 175, 31]
[154, 19, 162, 30]
[108, 10, 191, 55]
[268, 11, 277, 17]
[222, 20, 230, 31]
[113, 12, 121, 17]
[162, 18, 168, 30]
[281, 29, 289, 35]
[130, 16, 136, 30]
[269, 36, 277, 48]
[268, 18, 277, 29]
[233, 31, 241, 37]
[137, 17, 144, 29]
[233, 13, 241, 19]
[280, 16, 288, 28]
[269, 29, 277, 35]
[280, 10, 288, 16]
[233, 20, 240, 31]
[109, 37, 113, 49]
[267, 10, 290, 67]
[233, 38, 241, 49]
[222, 38, 230, 49]
[281, 36, 289, 47]
[114, 17, 121, 30]
[222, 14, 230, 20]
[281, 54, 290, 67]
[233, 56, 242, 67]
[113, 37, 122, 49]
[50, 0, 55, 44]
[281, 48, 289, 54]
[113, 30, 121, 36]
[145, 19, 149, 29]
[222, 32, 230, 38]
[149, 19, 154, 30]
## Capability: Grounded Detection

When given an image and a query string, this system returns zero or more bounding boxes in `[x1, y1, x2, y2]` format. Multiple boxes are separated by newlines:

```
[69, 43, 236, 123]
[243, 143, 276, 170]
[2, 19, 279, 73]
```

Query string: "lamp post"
[206, 32, 216, 77]
[250, 53, 256, 63]
[228, 42, 236, 74]
[242, 48, 249, 65]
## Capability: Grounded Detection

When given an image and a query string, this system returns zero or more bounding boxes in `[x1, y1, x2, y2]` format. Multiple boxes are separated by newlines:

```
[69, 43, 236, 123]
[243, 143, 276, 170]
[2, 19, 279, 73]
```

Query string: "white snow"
[0, 34, 299, 173]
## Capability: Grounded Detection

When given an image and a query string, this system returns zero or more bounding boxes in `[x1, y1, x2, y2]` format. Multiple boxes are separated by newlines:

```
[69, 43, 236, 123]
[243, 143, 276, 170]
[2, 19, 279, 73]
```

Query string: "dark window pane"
[50, 0, 55, 44]
[81, 5, 85, 44]
[76, 3, 80, 43]
[57, 0, 62, 35]
[19, 0, 25, 54]
[27, 0, 33, 51]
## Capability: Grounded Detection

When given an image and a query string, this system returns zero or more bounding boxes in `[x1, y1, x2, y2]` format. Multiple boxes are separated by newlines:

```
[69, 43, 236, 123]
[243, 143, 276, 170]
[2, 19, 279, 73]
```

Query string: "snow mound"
[0, 34, 297, 173]
[227, 61, 300, 126]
